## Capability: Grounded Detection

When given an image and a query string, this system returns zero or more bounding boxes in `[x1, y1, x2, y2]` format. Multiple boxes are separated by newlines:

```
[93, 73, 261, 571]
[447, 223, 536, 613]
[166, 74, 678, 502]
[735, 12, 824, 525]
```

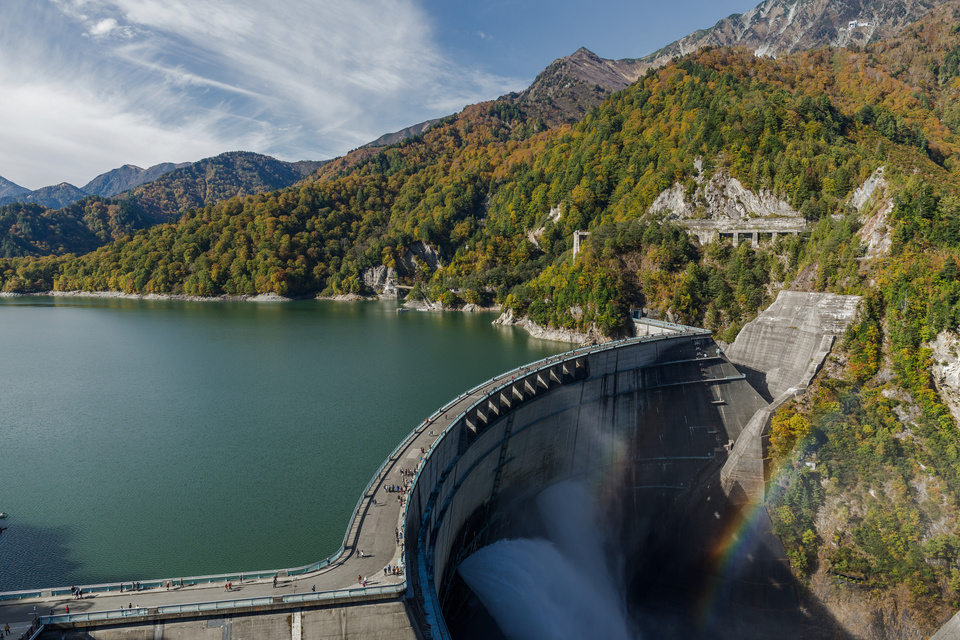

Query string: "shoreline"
[0, 290, 293, 303]
[1, 290, 502, 314]
[493, 307, 607, 346]
[0, 290, 596, 344]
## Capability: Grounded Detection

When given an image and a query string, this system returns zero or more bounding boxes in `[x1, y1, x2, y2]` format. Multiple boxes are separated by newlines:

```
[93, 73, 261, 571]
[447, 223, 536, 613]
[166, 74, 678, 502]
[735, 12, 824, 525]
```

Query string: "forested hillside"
[5, 2, 960, 634]
[2, 31, 953, 332]
[0, 152, 323, 258]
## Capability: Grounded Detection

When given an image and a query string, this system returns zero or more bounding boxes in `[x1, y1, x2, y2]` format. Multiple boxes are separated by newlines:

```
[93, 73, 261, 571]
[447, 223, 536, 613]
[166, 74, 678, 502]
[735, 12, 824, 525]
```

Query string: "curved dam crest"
[2, 291, 868, 640]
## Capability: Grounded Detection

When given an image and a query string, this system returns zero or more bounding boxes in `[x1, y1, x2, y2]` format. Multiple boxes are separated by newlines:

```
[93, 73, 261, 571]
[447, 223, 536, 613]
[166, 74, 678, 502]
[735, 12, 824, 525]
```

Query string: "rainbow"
[694, 458, 800, 630]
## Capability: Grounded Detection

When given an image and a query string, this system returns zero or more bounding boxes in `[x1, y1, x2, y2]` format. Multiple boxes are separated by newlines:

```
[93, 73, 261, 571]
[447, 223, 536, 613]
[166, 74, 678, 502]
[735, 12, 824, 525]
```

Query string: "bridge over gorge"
[1, 292, 875, 640]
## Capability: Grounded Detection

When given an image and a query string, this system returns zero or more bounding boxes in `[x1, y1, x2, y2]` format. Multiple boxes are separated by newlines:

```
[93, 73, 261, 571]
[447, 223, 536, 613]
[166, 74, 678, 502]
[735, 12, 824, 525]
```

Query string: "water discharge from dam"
[459, 480, 634, 640]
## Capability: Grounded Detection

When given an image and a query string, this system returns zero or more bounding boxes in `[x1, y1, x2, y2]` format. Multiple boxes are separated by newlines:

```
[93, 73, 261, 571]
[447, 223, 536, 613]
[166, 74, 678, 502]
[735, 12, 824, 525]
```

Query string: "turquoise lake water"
[0, 297, 565, 591]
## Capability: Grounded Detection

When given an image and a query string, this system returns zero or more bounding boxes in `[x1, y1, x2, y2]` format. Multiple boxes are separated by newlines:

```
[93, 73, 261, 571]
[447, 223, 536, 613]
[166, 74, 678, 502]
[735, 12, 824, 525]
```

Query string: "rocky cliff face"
[361, 265, 398, 295]
[397, 241, 442, 275]
[493, 307, 607, 345]
[649, 166, 799, 221]
[641, 0, 947, 67]
[929, 331, 960, 425]
[851, 166, 894, 259]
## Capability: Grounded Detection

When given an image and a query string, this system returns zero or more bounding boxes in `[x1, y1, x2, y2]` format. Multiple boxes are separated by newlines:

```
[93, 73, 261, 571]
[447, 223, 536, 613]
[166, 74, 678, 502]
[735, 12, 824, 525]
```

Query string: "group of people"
[382, 564, 402, 576]
[70, 587, 84, 599]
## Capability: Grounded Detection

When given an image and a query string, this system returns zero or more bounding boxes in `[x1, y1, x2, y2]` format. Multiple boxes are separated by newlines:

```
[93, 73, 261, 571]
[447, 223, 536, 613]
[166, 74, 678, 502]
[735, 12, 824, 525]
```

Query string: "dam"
[1, 291, 861, 639]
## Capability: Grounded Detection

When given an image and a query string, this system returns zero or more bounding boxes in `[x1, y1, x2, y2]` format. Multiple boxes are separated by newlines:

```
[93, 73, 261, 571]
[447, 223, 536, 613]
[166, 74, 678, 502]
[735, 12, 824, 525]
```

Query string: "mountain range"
[0, 152, 325, 257]
[0, 155, 320, 210]
[0, 162, 186, 208]
[2, 0, 944, 214]
[641, 0, 949, 65]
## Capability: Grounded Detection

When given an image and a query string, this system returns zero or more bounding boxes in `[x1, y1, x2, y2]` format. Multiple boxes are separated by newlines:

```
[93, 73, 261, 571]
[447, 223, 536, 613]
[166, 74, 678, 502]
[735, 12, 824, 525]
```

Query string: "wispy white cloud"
[87, 18, 117, 37]
[0, 81, 239, 189]
[0, 0, 526, 188]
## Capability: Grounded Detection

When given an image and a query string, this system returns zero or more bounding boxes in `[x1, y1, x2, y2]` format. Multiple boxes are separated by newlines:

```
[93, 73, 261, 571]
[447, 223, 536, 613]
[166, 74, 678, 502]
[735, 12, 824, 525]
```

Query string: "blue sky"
[1, 0, 751, 189]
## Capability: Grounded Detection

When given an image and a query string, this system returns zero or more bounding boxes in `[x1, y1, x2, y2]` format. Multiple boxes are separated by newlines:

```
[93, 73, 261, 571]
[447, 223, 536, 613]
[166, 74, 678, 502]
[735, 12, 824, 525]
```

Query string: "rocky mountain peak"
[0, 175, 29, 200]
[641, 0, 949, 67]
[502, 47, 645, 126]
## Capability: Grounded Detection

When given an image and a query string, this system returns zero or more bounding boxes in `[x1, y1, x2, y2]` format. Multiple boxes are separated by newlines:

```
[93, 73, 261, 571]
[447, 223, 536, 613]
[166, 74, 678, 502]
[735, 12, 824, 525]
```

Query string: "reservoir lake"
[0, 296, 565, 591]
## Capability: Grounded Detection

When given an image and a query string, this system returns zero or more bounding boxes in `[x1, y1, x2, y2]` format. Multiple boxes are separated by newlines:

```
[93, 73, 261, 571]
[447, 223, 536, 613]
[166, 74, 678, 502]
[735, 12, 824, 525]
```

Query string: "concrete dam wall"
[406, 291, 860, 639]
[404, 329, 800, 639]
[722, 291, 862, 503]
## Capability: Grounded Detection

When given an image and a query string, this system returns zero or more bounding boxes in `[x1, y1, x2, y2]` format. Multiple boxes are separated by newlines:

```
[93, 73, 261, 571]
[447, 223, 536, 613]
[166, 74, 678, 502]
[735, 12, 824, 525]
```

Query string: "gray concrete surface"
[933, 610, 960, 640]
[721, 290, 860, 502]
[39, 602, 418, 640]
[725, 290, 860, 400]
[402, 331, 814, 639]
[683, 218, 807, 246]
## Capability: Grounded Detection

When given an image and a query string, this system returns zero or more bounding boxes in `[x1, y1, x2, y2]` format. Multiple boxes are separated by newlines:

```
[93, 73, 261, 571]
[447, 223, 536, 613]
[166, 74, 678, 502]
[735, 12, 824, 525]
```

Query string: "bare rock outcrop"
[493, 308, 607, 345]
[929, 330, 960, 426]
[649, 169, 798, 221]
[640, 0, 948, 69]
[397, 241, 442, 275]
[527, 206, 562, 250]
[361, 265, 398, 297]
[851, 166, 893, 259]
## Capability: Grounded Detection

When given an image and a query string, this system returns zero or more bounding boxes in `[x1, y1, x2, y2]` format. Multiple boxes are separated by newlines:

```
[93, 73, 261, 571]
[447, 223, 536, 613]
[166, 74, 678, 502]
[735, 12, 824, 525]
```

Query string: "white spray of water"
[459, 480, 635, 640]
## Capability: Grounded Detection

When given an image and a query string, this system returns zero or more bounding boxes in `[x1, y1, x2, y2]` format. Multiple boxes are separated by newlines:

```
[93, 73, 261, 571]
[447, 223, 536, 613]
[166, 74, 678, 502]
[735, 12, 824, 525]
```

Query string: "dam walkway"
[0, 325, 704, 639]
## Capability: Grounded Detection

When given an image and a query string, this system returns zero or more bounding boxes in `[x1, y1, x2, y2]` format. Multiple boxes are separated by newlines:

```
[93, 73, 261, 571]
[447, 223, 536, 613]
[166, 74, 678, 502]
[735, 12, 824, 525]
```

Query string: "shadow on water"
[0, 523, 82, 592]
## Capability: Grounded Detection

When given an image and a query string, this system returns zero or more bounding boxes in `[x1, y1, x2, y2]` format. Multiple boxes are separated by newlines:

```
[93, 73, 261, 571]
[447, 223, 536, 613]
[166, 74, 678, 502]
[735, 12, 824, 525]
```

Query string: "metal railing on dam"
[8, 321, 721, 639]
